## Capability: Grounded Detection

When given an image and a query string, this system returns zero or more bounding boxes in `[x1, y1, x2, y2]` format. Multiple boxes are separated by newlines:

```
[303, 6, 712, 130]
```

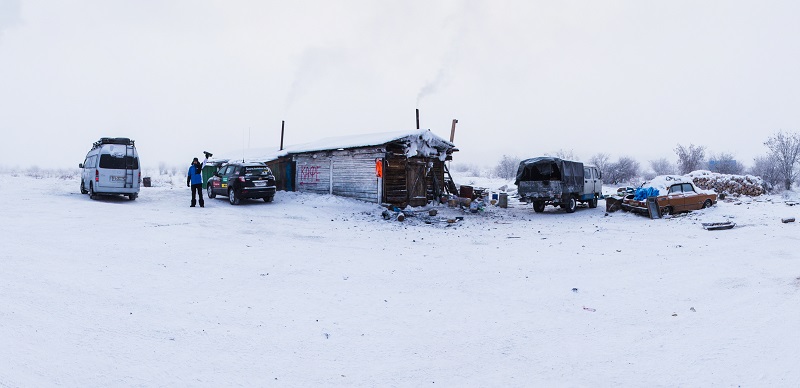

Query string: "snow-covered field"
[1, 173, 799, 386]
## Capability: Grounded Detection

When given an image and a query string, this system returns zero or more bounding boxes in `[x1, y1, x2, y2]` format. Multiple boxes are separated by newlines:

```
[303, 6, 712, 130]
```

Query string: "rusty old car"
[621, 175, 717, 217]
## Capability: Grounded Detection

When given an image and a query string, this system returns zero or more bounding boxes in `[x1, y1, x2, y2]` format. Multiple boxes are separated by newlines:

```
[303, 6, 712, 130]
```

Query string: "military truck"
[514, 157, 602, 213]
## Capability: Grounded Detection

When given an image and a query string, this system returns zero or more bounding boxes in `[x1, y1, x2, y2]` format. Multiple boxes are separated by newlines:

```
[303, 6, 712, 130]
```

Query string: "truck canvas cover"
[515, 157, 584, 194]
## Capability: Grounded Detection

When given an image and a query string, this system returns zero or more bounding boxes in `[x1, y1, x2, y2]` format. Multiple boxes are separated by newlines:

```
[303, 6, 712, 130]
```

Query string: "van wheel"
[229, 189, 240, 205]
[702, 199, 713, 209]
[588, 197, 598, 208]
[207, 185, 216, 199]
[128, 194, 137, 201]
[533, 201, 545, 213]
[564, 197, 577, 213]
[89, 183, 97, 200]
[80, 179, 88, 194]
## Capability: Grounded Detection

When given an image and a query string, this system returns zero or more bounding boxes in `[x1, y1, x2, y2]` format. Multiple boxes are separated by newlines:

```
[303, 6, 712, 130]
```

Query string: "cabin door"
[407, 161, 428, 207]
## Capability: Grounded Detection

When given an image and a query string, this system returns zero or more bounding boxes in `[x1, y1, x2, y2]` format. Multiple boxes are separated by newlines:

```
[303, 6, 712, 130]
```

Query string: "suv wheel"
[207, 184, 216, 199]
[564, 197, 577, 213]
[263, 195, 274, 203]
[229, 189, 240, 205]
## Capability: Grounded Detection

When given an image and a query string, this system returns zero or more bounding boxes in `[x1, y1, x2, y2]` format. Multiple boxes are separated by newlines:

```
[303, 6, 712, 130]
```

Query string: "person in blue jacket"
[187, 157, 206, 207]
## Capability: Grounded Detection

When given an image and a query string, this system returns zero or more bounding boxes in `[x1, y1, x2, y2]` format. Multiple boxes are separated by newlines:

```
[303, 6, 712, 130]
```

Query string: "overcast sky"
[1, 0, 799, 170]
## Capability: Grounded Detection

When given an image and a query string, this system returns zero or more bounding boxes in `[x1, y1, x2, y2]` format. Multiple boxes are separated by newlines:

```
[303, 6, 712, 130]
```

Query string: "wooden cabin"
[263, 130, 458, 207]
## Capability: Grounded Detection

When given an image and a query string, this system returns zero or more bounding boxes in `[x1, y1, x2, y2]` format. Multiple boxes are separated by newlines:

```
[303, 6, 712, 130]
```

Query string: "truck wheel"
[80, 179, 88, 194]
[564, 197, 577, 213]
[229, 189, 240, 205]
[533, 201, 545, 213]
[207, 185, 216, 199]
[702, 199, 713, 209]
[588, 197, 598, 208]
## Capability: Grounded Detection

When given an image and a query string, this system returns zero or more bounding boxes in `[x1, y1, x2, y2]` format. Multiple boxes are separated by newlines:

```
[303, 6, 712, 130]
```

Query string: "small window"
[669, 185, 682, 194]
[584, 168, 591, 178]
[222, 166, 233, 175]
[682, 183, 695, 193]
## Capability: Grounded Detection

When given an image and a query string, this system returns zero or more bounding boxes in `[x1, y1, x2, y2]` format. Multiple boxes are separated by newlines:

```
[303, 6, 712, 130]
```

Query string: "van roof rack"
[93, 137, 135, 149]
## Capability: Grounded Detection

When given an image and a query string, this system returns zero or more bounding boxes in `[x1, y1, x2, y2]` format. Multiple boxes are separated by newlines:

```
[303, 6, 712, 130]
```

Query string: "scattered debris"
[582, 306, 596, 312]
[690, 307, 696, 312]
[672, 313, 678, 317]
[781, 217, 795, 223]
[572, 288, 578, 293]
[702, 222, 735, 231]
[605, 197, 623, 212]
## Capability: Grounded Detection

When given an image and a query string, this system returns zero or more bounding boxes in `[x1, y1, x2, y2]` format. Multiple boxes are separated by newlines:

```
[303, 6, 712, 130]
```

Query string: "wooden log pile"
[687, 171, 766, 197]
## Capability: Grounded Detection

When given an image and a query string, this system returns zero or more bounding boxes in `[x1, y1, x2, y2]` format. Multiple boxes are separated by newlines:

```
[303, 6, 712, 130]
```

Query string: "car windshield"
[244, 167, 271, 176]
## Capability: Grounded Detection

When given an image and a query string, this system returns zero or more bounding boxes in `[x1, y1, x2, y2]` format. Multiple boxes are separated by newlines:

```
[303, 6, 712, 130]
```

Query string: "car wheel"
[588, 197, 598, 208]
[661, 206, 673, 216]
[533, 201, 545, 213]
[263, 196, 274, 203]
[89, 183, 97, 200]
[564, 197, 577, 213]
[80, 179, 88, 194]
[229, 189, 240, 205]
[702, 199, 713, 209]
[207, 184, 216, 199]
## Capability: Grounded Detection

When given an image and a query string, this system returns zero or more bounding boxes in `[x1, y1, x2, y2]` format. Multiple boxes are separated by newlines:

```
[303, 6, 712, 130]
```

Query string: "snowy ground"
[1, 173, 799, 386]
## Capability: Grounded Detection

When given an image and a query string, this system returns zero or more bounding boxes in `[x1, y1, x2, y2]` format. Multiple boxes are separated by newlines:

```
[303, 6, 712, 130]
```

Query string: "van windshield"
[99, 155, 139, 169]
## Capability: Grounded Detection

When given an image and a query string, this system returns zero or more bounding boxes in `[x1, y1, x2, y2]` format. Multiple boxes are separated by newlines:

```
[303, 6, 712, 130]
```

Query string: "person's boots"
[199, 200, 204, 208]
[191, 199, 196, 207]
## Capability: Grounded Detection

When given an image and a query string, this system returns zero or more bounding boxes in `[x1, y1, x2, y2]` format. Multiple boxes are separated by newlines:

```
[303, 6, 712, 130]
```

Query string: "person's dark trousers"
[191, 184, 204, 207]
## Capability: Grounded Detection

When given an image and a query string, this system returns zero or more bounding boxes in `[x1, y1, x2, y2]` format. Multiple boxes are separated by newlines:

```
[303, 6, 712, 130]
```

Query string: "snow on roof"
[640, 175, 692, 193]
[218, 129, 457, 163]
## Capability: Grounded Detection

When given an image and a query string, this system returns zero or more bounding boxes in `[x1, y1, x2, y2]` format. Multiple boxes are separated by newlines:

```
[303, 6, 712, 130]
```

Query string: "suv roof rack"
[93, 137, 135, 149]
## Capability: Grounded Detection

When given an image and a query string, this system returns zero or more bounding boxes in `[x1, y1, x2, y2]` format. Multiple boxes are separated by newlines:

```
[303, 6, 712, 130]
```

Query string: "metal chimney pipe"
[280, 120, 285, 151]
[450, 119, 458, 142]
[416, 109, 420, 129]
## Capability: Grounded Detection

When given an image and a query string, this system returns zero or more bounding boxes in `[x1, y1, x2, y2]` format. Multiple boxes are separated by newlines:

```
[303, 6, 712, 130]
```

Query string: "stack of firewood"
[688, 171, 766, 196]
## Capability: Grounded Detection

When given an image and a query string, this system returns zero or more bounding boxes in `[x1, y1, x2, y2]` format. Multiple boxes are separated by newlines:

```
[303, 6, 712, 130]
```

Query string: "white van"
[79, 137, 141, 200]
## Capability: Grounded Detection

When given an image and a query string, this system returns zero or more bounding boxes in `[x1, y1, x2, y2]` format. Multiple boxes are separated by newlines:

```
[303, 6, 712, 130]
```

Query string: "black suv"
[206, 162, 277, 205]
